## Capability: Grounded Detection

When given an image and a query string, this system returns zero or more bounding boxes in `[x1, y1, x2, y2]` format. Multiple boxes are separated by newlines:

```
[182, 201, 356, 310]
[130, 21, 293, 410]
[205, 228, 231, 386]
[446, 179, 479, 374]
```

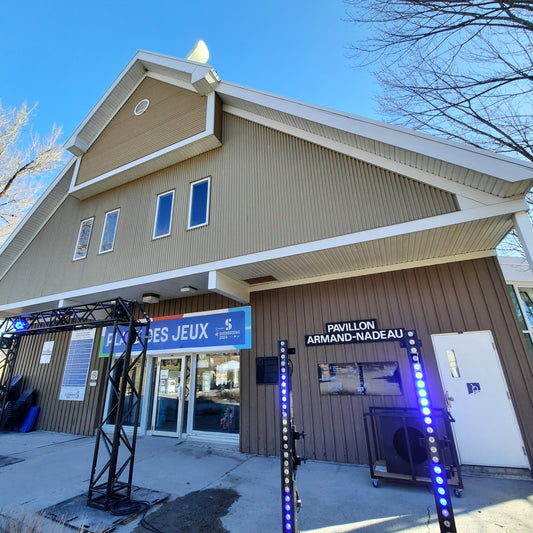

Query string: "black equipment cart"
[364, 406, 464, 496]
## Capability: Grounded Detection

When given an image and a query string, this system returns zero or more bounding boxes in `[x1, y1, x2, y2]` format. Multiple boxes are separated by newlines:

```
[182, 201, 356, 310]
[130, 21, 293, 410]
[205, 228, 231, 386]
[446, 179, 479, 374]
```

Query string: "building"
[1, 50, 533, 474]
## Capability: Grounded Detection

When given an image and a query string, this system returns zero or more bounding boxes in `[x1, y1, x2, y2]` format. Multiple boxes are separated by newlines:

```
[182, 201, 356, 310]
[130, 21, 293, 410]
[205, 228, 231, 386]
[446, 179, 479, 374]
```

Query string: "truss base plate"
[39, 485, 169, 532]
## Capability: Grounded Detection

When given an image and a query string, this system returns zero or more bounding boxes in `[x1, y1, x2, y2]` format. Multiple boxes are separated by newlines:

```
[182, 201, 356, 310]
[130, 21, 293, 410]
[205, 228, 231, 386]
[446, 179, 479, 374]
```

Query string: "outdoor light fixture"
[179, 285, 197, 293]
[13, 318, 29, 331]
[404, 330, 457, 533]
[142, 293, 160, 304]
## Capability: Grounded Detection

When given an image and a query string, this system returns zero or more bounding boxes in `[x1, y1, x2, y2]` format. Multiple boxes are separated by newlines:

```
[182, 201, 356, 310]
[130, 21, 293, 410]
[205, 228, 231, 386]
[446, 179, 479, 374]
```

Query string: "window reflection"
[519, 288, 533, 325]
[193, 353, 240, 433]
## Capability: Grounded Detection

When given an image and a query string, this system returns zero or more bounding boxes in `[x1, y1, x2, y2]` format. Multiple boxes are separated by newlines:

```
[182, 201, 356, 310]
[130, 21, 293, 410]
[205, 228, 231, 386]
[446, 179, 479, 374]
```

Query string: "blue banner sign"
[100, 306, 252, 356]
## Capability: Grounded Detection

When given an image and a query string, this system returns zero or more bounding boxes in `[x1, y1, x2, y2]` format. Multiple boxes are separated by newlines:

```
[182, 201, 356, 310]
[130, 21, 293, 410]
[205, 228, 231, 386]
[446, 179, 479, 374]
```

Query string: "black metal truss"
[0, 297, 151, 512]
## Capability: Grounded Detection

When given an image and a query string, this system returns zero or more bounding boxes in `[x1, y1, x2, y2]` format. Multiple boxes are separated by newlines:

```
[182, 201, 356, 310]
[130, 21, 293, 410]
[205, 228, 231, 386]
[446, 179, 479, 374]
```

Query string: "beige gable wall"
[75, 77, 208, 185]
[0, 113, 458, 303]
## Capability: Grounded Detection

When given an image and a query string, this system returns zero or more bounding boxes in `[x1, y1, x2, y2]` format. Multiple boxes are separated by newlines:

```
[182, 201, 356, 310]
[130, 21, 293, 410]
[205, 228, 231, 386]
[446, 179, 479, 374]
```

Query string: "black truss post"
[87, 311, 150, 511]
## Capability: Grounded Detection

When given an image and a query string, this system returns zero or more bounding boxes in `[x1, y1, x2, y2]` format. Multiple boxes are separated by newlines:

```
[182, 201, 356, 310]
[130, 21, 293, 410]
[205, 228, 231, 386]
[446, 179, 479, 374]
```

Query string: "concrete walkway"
[0, 431, 532, 532]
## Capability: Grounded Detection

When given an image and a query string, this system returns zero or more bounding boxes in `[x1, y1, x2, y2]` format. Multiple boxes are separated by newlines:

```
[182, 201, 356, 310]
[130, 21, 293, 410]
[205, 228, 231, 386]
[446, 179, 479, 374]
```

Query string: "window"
[193, 352, 240, 434]
[153, 190, 174, 239]
[508, 285, 533, 359]
[188, 177, 211, 229]
[73, 217, 94, 260]
[99, 209, 120, 254]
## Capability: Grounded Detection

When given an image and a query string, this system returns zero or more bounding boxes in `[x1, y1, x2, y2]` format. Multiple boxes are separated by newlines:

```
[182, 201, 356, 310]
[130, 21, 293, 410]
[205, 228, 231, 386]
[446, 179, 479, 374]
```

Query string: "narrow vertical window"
[153, 190, 174, 239]
[99, 209, 120, 254]
[73, 217, 94, 260]
[188, 177, 211, 229]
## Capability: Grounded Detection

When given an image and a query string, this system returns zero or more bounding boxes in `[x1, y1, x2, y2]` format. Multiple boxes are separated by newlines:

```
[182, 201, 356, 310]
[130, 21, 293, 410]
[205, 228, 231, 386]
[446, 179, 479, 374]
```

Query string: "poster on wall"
[40, 341, 54, 364]
[59, 329, 96, 401]
[317, 361, 402, 396]
[359, 362, 402, 395]
[318, 363, 360, 395]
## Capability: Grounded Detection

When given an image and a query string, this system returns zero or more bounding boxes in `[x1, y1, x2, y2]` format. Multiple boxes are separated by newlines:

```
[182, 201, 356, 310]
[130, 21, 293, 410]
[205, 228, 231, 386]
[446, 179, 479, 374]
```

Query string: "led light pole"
[402, 330, 457, 533]
[279, 340, 302, 533]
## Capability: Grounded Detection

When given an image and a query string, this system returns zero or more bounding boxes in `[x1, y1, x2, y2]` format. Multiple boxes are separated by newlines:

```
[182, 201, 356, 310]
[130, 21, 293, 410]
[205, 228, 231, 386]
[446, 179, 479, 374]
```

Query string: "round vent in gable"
[134, 99, 150, 116]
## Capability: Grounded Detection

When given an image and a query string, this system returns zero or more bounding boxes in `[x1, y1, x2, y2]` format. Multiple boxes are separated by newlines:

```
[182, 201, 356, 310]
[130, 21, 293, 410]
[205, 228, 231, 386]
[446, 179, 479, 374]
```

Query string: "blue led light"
[422, 407, 431, 415]
[420, 398, 429, 406]
[13, 319, 29, 331]
[442, 509, 450, 518]
[436, 476, 444, 485]
[424, 417, 432, 425]
[415, 372, 423, 379]
[416, 380, 426, 388]
[438, 487, 445, 495]
[440, 498, 448, 506]
[433, 465, 442, 474]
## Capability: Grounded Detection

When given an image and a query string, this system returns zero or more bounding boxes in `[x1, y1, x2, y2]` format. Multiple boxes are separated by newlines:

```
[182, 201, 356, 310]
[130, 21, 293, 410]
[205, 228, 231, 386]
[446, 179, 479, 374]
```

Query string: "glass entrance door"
[151, 357, 185, 437]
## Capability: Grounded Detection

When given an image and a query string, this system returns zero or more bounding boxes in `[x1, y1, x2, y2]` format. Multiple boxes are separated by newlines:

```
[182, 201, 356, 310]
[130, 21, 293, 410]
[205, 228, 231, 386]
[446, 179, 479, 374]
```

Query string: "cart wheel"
[372, 479, 380, 488]
[454, 488, 463, 498]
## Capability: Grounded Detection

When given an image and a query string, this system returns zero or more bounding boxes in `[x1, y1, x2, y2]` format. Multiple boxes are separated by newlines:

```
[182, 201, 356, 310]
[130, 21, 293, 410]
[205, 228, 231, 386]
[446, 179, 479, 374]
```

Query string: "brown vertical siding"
[8, 258, 532, 467]
[13, 330, 108, 435]
[242, 257, 533, 466]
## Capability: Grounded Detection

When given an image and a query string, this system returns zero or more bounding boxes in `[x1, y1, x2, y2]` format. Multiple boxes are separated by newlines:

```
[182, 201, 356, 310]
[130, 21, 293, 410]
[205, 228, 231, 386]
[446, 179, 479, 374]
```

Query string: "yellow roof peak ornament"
[185, 40, 210, 64]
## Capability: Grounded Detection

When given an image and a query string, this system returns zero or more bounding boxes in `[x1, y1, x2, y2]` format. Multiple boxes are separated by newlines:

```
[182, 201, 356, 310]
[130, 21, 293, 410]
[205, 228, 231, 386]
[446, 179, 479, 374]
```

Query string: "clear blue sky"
[0, 0, 379, 144]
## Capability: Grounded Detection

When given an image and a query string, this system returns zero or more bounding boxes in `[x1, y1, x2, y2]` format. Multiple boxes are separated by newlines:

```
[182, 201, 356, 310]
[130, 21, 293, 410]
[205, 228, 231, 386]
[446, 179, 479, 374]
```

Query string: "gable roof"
[66, 50, 533, 199]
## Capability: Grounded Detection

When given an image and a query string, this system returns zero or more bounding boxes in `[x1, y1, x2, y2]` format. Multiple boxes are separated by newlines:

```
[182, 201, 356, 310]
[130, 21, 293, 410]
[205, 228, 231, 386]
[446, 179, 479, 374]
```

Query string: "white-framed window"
[508, 284, 533, 359]
[99, 208, 120, 254]
[188, 177, 211, 229]
[153, 190, 174, 239]
[73, 217, 94, 261]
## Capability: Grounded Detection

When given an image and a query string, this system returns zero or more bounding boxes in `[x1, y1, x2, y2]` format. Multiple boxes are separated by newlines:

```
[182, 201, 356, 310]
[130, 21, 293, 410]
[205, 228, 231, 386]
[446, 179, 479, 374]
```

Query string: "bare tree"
[0, 102, 64, 243]
[344, 1, 533, 163]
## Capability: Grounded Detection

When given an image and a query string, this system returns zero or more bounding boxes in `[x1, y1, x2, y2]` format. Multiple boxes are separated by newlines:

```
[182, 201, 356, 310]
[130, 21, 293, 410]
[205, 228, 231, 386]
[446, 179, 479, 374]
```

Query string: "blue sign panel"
[100, 306, 252, 355]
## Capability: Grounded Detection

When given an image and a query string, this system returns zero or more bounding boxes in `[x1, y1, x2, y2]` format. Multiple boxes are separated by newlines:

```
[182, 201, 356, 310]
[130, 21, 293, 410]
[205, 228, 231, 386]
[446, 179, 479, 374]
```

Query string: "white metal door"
[431, 331, 529, 468]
